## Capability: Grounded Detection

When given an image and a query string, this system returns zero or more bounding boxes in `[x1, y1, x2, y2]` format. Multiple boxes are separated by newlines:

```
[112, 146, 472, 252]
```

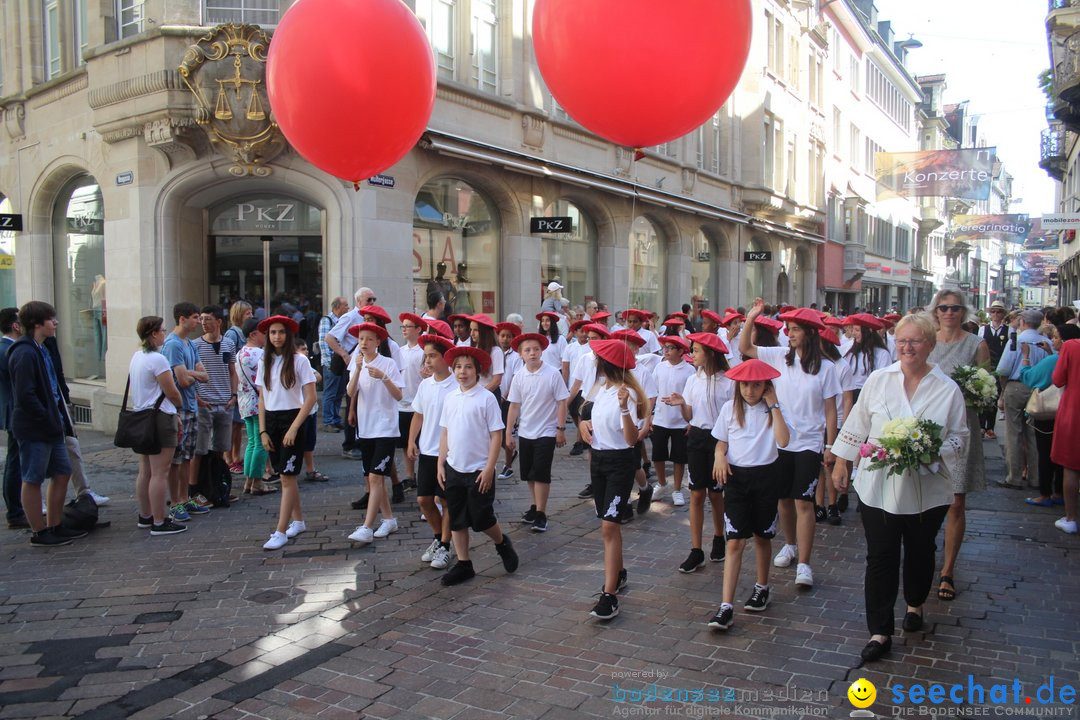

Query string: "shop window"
[745, 238, 767, 303]
[690, 229, 718, 310]
[0, 195, 15, 308]
[52, 175, 105, 380]
[538, 198, 596, 311]
[629, 216, 664, 312]
[414, 177, 499, 319]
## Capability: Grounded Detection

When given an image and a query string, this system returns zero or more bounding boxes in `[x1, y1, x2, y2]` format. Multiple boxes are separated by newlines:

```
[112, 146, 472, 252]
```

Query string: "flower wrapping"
[949, 364, 997, 412]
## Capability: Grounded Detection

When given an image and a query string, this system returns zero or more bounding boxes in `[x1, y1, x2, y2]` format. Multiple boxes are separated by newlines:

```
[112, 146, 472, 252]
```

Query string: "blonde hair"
[930, 289, 970, 325]
[229, 300, 252, 329]
[895, 312, 937, 347]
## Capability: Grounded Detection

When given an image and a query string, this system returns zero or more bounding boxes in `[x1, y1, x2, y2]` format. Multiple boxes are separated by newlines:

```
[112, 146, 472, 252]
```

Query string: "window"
[865, 60, 912, 131]
[870, 217, 893, 257]
[786, 137, 796, 198]
[746, 238, 767, 301]
[864, 137, 884, 176]
[711, 112, 721, 174]
[831, 29, 842, 73]
[203, 0, 280, 26]
[696, 126, 705, 169]
[0, 195, 15, 307]
[539, 199, 597, 308]
[629, 216, 665, 311]
[808, 142, 825, 207]
[788, 35, 800, 88]
[832, 107, 842, 154]
[117, 0, 144, 39]
[44, 0, 61, 79]
[471, 0, 497, 94]
[808, 52, 823, 108]
[690, 229, 718, 309]
[764, 114, 783, 190]
[848, 53, 860, 94]
[849, 123, 861, 170]
[895, 226, 911, 262]
[416, 0, 455, 80]
[73, 0, 87, 65]
[765, 11, 779, 75]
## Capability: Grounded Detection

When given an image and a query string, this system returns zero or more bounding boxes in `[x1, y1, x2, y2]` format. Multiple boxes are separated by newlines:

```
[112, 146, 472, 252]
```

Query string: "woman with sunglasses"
[927, 290, 989, 603]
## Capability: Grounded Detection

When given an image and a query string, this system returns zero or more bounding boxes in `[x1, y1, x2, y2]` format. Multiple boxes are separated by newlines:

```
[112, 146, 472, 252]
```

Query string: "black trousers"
[1034, 418, 1063, 497]
[859, 503, 948, 637]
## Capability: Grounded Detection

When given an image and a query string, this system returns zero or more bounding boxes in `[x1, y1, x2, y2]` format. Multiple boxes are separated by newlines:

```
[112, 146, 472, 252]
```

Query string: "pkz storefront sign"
[743, 251, 772, 262]
[0, 214, 23, 231]
[530, 217, 573, 233]
[210, 196, 322, 234]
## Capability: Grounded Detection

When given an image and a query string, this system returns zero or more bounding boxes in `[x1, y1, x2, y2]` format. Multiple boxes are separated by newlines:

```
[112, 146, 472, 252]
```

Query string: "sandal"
[305, 471, 329, 483]
[937, 575, 956, 602]
[1025, 496, 1054, 507]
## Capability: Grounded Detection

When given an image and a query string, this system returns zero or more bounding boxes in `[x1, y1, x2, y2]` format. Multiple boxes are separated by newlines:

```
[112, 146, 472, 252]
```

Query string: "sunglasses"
[936, 304, 964, 313]
[990, 308, 1005, 313]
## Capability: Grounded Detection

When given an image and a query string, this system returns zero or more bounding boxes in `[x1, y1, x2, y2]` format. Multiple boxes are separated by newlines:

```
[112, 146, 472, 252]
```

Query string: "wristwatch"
[769, 403, 781, 410]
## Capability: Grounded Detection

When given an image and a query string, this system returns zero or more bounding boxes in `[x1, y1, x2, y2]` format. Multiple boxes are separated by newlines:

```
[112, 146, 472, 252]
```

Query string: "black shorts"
[590, 447, 637, 523]
[500, 398, 511, 426]
[356, 436, 397, 477]
[396, 411, 414, 449]
[302, 414, 317, 453]
[724, 462, 782, 539]
[777, 448, 822, 501]
[416, 453, 444, 498]
[443, 464, 497, 532]
[520, 436, 556, 484]
[265, 409, 306, 477]
[686, 426, 721, 492]
[651, 425, 688, 464]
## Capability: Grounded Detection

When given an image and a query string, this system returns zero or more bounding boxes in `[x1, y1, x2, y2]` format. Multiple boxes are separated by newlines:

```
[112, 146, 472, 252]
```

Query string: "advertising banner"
[875, 148, 995, 200]
[951, 214, 1031, 243]
[1017, 252, 1057, 287]
[1023, 218, 1059, 251]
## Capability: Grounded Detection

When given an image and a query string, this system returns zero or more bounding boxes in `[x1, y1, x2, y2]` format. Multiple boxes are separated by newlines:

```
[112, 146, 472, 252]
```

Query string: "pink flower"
[859, 443, 875, 458]
[875, 448, 888, 461]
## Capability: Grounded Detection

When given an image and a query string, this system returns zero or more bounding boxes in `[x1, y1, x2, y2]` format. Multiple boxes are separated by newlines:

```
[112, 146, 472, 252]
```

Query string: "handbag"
[114, 375, 165, 455]
[1025, 384, 1061, 421]
[578, 382, 602, 422]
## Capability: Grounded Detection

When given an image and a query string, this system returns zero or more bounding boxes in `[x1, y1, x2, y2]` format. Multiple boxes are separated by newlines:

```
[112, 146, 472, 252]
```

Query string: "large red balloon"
[266, 0, 436, 183]
[532, 0, 752, 149]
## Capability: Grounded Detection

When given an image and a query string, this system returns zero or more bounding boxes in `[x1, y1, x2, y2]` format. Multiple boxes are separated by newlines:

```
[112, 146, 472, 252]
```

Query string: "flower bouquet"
[859, 417, 944, 478]
[950, 365, 997, 412]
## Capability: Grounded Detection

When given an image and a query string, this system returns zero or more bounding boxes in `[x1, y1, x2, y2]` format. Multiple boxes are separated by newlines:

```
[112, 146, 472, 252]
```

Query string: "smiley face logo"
[848, 678, 877, 709]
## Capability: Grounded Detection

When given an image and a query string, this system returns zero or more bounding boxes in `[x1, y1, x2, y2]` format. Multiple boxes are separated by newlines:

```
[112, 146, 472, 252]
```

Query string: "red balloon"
[267, 0, 436, 183]
[532, 0, 752, 149]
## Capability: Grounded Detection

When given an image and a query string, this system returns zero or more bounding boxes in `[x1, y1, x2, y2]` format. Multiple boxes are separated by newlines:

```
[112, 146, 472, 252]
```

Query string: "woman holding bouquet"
[926, 290, 989, 603]
[831, 313, 969, 662]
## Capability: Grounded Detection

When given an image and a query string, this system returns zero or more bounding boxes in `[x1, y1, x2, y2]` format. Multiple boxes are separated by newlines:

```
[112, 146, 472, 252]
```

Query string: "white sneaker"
[672, 490, 686, 506]
[652, 483, 672, 500]
[773, 544, 798, 568]
[262, 531, 288, 550]
[795, 563, 814, 588]
[1055, 517, 1078, 535]
[87, 490, 110, 506]
[285, 520, 307, 538]
[430, 545, 451, 569]
[373, 517, 399, 538]
[348, 525, 374, 543]
[421, 538, 441, 562]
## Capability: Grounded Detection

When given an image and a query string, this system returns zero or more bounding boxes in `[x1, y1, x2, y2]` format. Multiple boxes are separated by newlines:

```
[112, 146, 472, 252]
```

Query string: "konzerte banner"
[875, 148, 996, 200]
[951, 214, 1032, 243]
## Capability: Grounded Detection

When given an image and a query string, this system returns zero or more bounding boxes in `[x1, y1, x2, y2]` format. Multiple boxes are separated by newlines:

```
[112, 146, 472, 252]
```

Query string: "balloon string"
[628, 148, 640, 313]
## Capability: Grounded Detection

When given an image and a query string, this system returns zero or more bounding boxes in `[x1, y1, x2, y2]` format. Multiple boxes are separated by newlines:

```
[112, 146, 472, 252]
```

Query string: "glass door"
[209, 236, 323, 313]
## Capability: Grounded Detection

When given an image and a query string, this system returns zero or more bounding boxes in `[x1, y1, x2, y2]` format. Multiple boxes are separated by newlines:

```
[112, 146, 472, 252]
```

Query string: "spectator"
[1051, 328, 1080, 534]
[980, 300, 1009, 440]
[224, 301, 252, 475]
[540, 281, 564, 315]
[996, 308, 1050, 490]
[235, 319, 275, 496]
[318, 297, 349, 431]
[189, 305, 237, 510]
[162, 302, 210, 522]
[0, 308, 26, 528]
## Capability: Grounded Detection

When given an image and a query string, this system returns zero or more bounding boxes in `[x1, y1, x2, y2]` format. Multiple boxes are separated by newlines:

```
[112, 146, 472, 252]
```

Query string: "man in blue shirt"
[162, 302, 208, 522]
[318, 296, 348, 431]
[0, 307, 26, 528]
[996, 308, 1051, 489]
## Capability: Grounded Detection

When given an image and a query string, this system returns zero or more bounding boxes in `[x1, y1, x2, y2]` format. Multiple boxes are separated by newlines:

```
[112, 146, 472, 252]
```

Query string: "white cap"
[547, 281, 563, 292]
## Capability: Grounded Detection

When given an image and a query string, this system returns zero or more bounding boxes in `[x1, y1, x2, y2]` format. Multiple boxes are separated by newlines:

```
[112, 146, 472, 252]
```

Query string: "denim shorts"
[19, 438, 72, 486]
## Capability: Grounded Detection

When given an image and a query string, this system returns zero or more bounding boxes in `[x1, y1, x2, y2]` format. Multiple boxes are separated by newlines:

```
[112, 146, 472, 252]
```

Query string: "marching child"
[437, 346, 518, 586]
[407, 333, 458, 569]
[294, 339, 328, 483]
[536, 312, 568, 373]
[505, 333, 570, 532]
[708, 359, 790, 631]
[654, 335, 695, 506]
[256, 316, 317, 550]
[397, 313, 428, 488]
[496, 321, 523, 480]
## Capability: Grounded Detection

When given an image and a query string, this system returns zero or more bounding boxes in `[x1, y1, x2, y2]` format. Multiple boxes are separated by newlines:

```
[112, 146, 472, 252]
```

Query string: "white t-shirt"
[128, 350, 178, 415]
[589, 383, 644, 451]
[507, 363, 570, 439]
[712, 398, 779, 467]
[843, 347, 892, 390]
[839, 334, 855, 357]
[886, 333, 897, 360]
[350, 353, 405, 438]
[653, 360, 695, 429]
[632, 365, 658, 400]
[635, 327, 662, 354]
[681, 369, 734, 429]
[500, 348, 522, 397]
[397, 342, 425, 409]
[834, 356, 858, 425]
[756, 346, 841, 453]
[440, 384, 505, 472]
[410, 374, 458, 456]
[455, 337, 472, 347]
[479, 345, 505, 387]
[571, 351, 599, 396]
[541, 335, 568, 372]
[256, 354, 317, 411]
[563, 340, 590, 376]
[634, 353, 662, 382]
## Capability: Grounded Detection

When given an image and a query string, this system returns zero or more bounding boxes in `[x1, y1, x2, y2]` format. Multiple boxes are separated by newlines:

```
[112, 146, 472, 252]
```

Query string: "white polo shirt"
[680, 369, 734, 429]
[712, 398, 779, 467]
[500, 348, 522, 398]
[541, 335, 568, 372]
[479, 345, 505, 387]
[507, 362, 570, 440]
[256, 354, 317, 411]
[589, 383, 644, 451]
[571, 351, 599, 396]
[756, 346, 841, 453]
[834, 355, 858, 426]
[635, 327, 662, 354]
[350, 353, 405, 438]
[653, 360, 695, 429]
[397, 342, 425, 410]
[563, 339, 591, 377]
[410, 374, 458, 456]
[440, 384, 505, 472]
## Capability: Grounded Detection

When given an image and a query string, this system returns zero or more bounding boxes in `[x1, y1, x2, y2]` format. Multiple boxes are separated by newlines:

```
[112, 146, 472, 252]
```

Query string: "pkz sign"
[0, 214, 23, 231]
[530, 216, 573, 233]
[743, 251, 772, 262]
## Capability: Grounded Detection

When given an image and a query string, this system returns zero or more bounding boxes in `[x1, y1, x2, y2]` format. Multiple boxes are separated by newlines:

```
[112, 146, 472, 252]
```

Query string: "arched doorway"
[629, 216, 665, 310]
[690, 228, 718, 311]
[538, 198, 597, 308]
[0, 194, 15, 308]
[413, 177, 500, 319]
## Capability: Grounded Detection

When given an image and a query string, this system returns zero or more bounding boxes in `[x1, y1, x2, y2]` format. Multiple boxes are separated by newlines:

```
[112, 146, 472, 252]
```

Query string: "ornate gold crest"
[179, 24, 286, 177]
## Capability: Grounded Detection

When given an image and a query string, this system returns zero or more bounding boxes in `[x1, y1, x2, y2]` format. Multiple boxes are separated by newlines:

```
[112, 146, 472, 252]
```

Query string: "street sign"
[1039, 213, 1080, 229]
[0, 214, 23, 231]
[530, 216, 574, 233]
[368, 174, 395, 188]
[743, 251, 772, 262]
[116, 171, 134, 186]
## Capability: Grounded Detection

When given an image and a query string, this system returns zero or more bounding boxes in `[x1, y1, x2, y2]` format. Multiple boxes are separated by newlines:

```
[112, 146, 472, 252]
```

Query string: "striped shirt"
[193, 336, 236, 405]
[317, 311, 341, 368]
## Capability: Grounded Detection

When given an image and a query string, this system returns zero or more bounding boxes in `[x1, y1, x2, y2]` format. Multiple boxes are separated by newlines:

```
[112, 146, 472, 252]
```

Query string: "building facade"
[1046, 0, 1080, 307]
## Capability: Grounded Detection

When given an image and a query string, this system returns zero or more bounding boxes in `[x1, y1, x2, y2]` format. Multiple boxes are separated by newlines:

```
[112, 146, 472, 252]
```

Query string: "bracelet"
[557, 426, 565, 431]
[620, 408, 631, 416]
[824, 444, 833, 449]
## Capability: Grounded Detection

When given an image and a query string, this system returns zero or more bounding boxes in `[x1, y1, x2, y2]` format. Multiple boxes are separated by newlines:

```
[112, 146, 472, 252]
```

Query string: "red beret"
[536, 311, 561, 323]
[720, 312, 745, 327]
[884, 313, 902, 322]
[590, 339, 636, 369]
[779, 305, 796, 314]
[682, 353, 694, 364]
[700, 310, 724, 325]
[667, 312, 689, 321]
[445, 346, 491, 374]
[822, 315, 845, 328]
[663, 317, 685, 327]
[447, 314, 470, 325]
[843, 313, 884, 330]
[778, 308, 826, 331]
[511, 332, 550, 352]
[398, 313, 428, 332]
[725, 358, 781, 383]
[723, 307, 737, 315]
[569, 319, 589, 333]
[426, 319, 453, 339]
[659, 335, 690, 352]
[359, 305, 391, 325]
[582, 323, 610, 338]
[590, 311, 612, 323]
[754, 316, 783, 333]
[820, 327, 841, 346]
[256, 315, 299, 335]
[468, 313, 497, 330]
[687, 332, 729, 355]
[419, 334, 454, 353]
[623, 309, 652, 321]
[348, 322, 389, 342]
[612, 329, 646, 348]
[495, 322, 521, 338]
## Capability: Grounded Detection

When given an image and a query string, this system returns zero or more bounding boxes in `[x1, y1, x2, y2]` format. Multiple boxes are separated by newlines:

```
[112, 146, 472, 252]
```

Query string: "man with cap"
[980, 300, 1009, 439]
[996, 308, 1051, 489]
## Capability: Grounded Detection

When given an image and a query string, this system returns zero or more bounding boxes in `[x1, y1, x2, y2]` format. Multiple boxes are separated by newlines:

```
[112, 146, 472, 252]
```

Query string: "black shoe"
[744, 586, 770, 612]
[531, 512, 548, 533]
[902, 611, 924, 632]
[392, 483, 405, 504]
[150, 519, 188, 536]
[837, 493, 849, 513]
[577, 484, 594, 498]
[827, 504, 841, 526]
[441, 561, 476, 586]
[495, 536, 519, 573]
[520, 505, 537, 523]
[30, 528, 71, 547]
[636, 484, 654, 514]
[814, 505, 827, 522]
[642, 462, 653, 480]
[708, 605, 734, 630]
[402, 477, 417, 490]
[137, 515, 153, 529]
[52, 525, 88, 540]
[569, 441, 585, 456]
[710, 535, 726, 562]
[497, 465, 514, 480]
[615, 568, 628, 593]
[351, 493, 370, 510]
[590, 592, 619, 620]
[860, 636, 892, 662]
[7, 515, 29, 529]
[618, 505, 634, 524]
[679, 548, 706, 573]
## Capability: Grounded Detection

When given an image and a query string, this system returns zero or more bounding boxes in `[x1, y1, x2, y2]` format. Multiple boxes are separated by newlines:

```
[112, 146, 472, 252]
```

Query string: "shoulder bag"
[1025, 384, 1061, 422]
[114, 374, 166, 455]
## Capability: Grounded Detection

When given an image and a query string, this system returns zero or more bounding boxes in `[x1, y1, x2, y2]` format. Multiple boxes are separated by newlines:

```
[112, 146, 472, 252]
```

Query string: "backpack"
[197, 453, 233, 508]
[62, 492, 108, 531]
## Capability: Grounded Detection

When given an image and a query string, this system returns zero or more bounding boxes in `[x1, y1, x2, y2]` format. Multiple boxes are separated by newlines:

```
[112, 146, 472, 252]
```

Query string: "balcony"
[1040, 125, 1068, 180]
[1054, 33, 1080, 105]
[1049, 0, 1080, 36]
[1052, 95, 1080, 132]
[843, 243, 866, 283]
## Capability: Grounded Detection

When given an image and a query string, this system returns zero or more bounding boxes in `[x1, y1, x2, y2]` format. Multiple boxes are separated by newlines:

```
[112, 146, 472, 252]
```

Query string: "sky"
[874, 0, 1055, 216]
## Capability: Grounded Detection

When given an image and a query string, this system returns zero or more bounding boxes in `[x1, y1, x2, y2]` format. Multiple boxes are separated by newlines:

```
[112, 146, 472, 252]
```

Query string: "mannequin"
[91, 274, 107, 363]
